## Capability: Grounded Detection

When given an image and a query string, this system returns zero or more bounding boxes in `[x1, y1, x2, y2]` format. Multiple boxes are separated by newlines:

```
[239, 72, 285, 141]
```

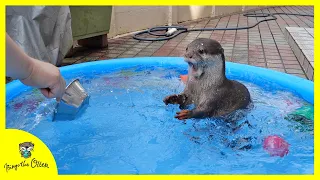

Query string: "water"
[6, 65, 314, 174]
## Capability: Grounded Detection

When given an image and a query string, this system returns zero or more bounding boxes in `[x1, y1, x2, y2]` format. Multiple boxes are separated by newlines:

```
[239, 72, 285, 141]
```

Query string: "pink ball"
[263, 135, 289, 157]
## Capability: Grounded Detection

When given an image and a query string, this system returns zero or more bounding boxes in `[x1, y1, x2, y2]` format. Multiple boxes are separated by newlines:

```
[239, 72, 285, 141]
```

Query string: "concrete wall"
[108, 6, 266, 38]
[108, 6, 169, 37]
[214, 6, 243, 16]
[177, 6, 213, 22]
[243, 6, 263, 11]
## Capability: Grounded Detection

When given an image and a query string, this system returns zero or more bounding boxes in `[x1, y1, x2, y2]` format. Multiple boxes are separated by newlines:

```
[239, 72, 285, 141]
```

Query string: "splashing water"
[6, 65, 313, 174]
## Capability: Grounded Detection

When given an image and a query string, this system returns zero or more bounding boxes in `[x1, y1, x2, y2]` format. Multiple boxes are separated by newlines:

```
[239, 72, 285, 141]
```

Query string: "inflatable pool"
[6, 57, 314, 174]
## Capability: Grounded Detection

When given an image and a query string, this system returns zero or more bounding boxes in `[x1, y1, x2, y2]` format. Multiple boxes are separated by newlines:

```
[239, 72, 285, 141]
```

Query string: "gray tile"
[266, 59, 282, 64]
[269, 67, 285, 72]
[118, 54, 135, 58]
[284, 62, 302, 69]
[286, 68, 305, 74]
[306, 63, 314, 80]
[291, 73, 307, 79]
[267, 63, 284, 68]
[283, 59, 299, 65]
[297, 50, 305, 65]
[285, 27, 314, 78]
[302, 54, 311, 69]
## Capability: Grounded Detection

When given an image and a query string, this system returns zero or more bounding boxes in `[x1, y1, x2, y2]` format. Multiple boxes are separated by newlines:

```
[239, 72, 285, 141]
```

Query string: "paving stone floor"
[6, 6, 313, 84]
[64, 6, 314, 80]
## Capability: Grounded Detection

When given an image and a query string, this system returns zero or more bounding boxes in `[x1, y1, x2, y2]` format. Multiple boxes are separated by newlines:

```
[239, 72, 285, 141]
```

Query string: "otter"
[163, 38, 251, 120]
[19, 142, 34, 158]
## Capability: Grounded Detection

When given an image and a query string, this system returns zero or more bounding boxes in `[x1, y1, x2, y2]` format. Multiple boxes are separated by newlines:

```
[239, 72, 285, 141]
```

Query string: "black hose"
[133, 12, 314, 41]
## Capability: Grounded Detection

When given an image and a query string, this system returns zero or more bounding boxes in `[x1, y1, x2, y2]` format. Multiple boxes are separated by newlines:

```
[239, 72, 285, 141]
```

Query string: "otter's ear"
[220, 47, 224, 54]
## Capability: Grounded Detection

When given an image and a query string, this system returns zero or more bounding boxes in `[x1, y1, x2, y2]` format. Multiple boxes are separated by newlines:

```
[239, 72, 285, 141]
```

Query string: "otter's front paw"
[175, 110, 192, 120]
[163, 95, 180, 105]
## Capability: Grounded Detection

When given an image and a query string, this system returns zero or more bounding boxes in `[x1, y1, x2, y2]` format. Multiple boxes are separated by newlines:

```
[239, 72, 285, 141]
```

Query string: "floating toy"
[180, 75, 188, 84]
[263, 135, 289, 157]
[13, 99, 39, 112]
[13, 102, 23, 110]
[285, 105, 314, 132]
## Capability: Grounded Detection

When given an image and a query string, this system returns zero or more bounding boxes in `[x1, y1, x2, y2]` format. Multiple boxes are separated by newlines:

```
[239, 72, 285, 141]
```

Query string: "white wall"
[214, 6, 243, 16]
[108, 6, 168, 37]
[177, 6, 213, 22]
[108, 6, 266, 38]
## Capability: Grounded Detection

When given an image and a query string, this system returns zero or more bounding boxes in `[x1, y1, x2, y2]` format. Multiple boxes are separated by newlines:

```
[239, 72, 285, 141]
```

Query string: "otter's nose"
[184, 53, 193, 59]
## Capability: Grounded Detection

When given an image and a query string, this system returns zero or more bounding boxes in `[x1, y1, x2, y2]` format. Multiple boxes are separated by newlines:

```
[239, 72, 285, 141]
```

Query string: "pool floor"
[6, 65, 314, 174]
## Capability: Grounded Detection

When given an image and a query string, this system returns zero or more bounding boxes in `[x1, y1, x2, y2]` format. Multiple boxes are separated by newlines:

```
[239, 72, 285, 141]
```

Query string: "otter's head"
[19, 142, 34, 152]
[184, 38, 225, 79]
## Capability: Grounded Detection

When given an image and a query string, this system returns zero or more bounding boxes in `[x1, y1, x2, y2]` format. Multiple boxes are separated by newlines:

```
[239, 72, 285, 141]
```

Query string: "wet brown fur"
[163, 38, 251, 120]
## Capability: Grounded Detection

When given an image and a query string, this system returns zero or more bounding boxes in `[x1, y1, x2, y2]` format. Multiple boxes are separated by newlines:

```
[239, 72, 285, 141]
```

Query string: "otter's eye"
[186, 47, 188, 51]
[198, 49, 204, 54]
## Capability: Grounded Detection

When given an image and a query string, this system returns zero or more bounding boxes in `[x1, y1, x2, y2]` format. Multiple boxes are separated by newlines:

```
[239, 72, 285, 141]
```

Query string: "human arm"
[6, 33, 66, 100]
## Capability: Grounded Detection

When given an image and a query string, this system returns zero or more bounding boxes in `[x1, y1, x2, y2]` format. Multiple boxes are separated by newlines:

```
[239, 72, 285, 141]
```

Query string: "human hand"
[20, 58, 66, 101]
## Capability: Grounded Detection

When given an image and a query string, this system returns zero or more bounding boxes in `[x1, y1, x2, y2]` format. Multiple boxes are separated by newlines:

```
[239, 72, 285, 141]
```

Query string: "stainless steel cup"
[61, 79, 89, 108]
[53, 79, 90, 121]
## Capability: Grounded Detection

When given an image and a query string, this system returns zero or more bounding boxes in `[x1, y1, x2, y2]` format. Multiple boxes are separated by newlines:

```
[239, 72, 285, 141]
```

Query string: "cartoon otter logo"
[19, 142, 34, 158]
